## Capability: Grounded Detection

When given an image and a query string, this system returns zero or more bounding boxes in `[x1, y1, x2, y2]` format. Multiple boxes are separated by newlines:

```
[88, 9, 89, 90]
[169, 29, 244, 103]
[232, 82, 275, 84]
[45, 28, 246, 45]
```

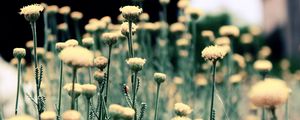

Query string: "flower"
[177, 0, 190, 9]
[219, 25, 240, 37]
[171, 116, 191, 120]
[253, 60, 272, 72]
[94, 70, 105, 82]
[109, 104, 135, 120]
[229, 74, 242, 84]
[241, 33, 253, 44]
[59, 6, 71, 15]
[121, 22, 138, 36]
[258, 46, 271, 59]
[26, 40, 34, 49]
[13, 48, 26, 59]
[201, 30, 215, 41]
[59, 46, 93, 67]
[174, 103, 192, 116]
[215, 37, 230, 46]
[7, 115, 35, 120]
[10, 58, 26, 66]
[20, 4, 44, 21]
[139, 13, 149, 21]
[170, 22, 186, 33]
[101, 32, 120, 46]
[184, 7, 204, 19]
[159, 0, 170, 5]
[41, 111, 56, 120]
[249, 25, 262, 36]
[62, 110, 81, 120]
[63, 83, 82, 98]
[101, 16, 112, 25]
[119, 6, 143, 21]
[126, 57, 146, 72]
[176, 38, 190, 47]
[94, 56, 108, 70]
[65, 39, 79, 47]
[58, 23, 68, 31]
[35, 47, 45, 59]
[55, 42, 67, 52]
[45, 5, 58, 14]
[249, 78, 290, 108]
[194, 74, 208, 86]
[233, 54, 246, 68]
[154, 72, 167, 84]
[71, 11, 83, 20]
[201, 45, 227, 62]
[85, 23, 99, 32]
[82, 37, 94, 48]
[81, 84, 97, 99]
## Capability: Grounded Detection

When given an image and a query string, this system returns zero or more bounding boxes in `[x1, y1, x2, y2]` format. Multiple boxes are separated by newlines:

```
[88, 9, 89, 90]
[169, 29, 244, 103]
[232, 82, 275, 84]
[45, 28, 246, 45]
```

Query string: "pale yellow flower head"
[233, 54, 246, 68]
[58, 23, 68, 31]
[62, 110, 81, 120]
[82, 37, 94, 48]
[171, 116, 191, 120]
[126, 57, 146, 72]
[102, 32, 120, 46]
[45, 5, 58, 14]
[65, 39, 79, 47]
[173, 76, 184, 85]
[249, 78, 290, 108]
[63, 83, 82, 98]
[139, 13, 149, 21]
[201, 45, 227, 62]
[94, 70, 105, 82]
[120, 6, 143, 21]
[176, 38, 190, 47]
[94, 56, 108, 70]
[59, 6, 71, 15]
[121, 22, 138, 36]
[81, 84, 97, 98]
[20, 4, 44, 21]
[194, 74, 208, 86]
[253, 60, 273, 72]
[13, 48, 26, 59]
[174, 103, 193, 116]
[229, 74, 243, 84]
[249, 25, 262, 36]
[109, 104, 135, 120]
[159, 0, 170, 5]
[26, 40, 34, 49]
[219, 25, 240, 37]
[56, 42, 67, 52]
[170, 22, 186, 33]
[258, 46, 272, 59]
[241, 33, 253, 44]
[8, 115, 35, 120]
[101, 16, 112, 25]
[177, 0, 190, 9]
[59, 46, 93, 67]
[41, 111, 56, 120]
[202, 30, 215, 41]
[10, 58, 26, 66]
[71, 11, 83, 20]
[184, 7, 204, 19]
[154, 72, 167, 84]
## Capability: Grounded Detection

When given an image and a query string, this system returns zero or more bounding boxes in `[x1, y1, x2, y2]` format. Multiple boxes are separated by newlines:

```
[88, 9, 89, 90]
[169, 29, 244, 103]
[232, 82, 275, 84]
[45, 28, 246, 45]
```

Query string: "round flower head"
[41, 111, 56, 120]
[126, 57, 146, 72]
[174, 103, 193, 116]
[45, 5, 58, 14]
[82, 37, 94, 48]
[59, 6, 71, 15]
[11, 58, 26, 67]
[71, 11, 83, 21]
[121, 22, 138, 36]
[201, 45, 227, 62]
[101, 32, 120, 46]
[159, 0, 170, 5]
[85, 23, 99, 33]
[201, 30, 215, 41]
[119, 6, 143, 21]
[63, 83, 82, 98]
[253, 60, 273, 72]
[184, 7, 204, 20]
[109, 104, 135, 120]
[154, 72, 167, 84]
[173, 76, 184, 85]
[35, 47, 45, 59]
[19, 4, 44, 21]
[258, 46, 272, 59]
[62, 110, 81, 120]
[194, 74, 208, 86]
[177, 0, 190, 9]
[249, 25, 262, 36]
[81, 84, 97, 99]
[139, 13, 149, 22]
[100, 16, 112, 25]
[26, 40, 34, 49]
[249, 78, 290, 108]
[94, 56, 108, 70]
[93, 70, 105, 82]
[171, 116, 191, 120]
[121, 107, 135, 120]
[229, 74, 242, 84]
[59, 46, 93, 68]
[13, 48, 26, 59]
[241, 33, 253, 44]
[219, 25, 240, 37]
[215, 37, 231, 46]
[65, 39, 79, 47]
[55, 42, 67, 52]
[58, 23, 68, 31]
[118, 14, 125, 23]
[170, 22, 186, 33]
[8, 115, 35, 120]
[233, 54, 246, 68]
[176, 38, 190, 47]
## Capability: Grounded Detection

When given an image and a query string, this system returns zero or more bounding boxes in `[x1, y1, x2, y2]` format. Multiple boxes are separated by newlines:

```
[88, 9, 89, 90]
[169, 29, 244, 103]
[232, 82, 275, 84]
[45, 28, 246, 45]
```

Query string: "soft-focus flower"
[121, 22, 138, 36]
[233, 54, 246, 68]
[177, 0, 190, 9]
[118, 14, 125, 23]
[71, 11, 83, 20]
[253, 60, 273, 72]
[101, 16, 112, 25]
[219, 25, 240, 37]
[81, 84, 97, 99]
[120, 6, 143, 21]
[7, 115, 35, 120]
[173, 76, 184, 85]
[201, 45, 227, 62]
[139, 13, 149, 21]
[94, 56, 108, 70]
[194, 74, 208, 86]
[10, 58, 26, 67]
[174, 103, 192, 116]
[154, 72, 167, 84]
[45, 5, 58, 14]
[241, 33, 253, 44]
[280, 59, 290, 70]
[59, 6, 71, 15]
[58, 23, 68, 31]
[65, 39, 79, 47]
[249, 25, 262, 36]
[178, 50, 189, 57]
[184, 7, 204, 19]
[41, 111, 56, 120]
[126, 57, 146, 72]
[159, 0, 170, 5]
[201, 30, 215, 41]
[26, 40, 34, 49]
[59, 46, 93, 67]
[244, 115, 259, 120]
[56, 42, 67, 52]
[170, 22, 186, 33]
[171, 116, 191, 120]
[249, 78, 290, 108]
[101, 32, 120, 46]
[20, 4, 44, 21]
[82, 37, 94, 48]
[178, 16, 189, 23]
[176, 38, 190, 47]
[229, 74, 242, 84]
[93, 70, 105, 82]
[109, 104, 135, 120]
[62, 110, 81, 120]
[63, 83, 82, 98]
[13, 48, 26, 59]
[258, 46, 271, 59]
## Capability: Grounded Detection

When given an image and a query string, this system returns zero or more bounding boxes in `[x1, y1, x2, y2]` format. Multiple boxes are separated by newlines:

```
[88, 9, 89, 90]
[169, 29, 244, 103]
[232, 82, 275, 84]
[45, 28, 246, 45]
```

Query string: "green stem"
[105, 45, 112, 105]
[262, 108, 266, 120]
[14, 59, 22, 115]
[74, 21, 82, 45]
[285, 99, 289, 120]
[128, 21, 134, 58]
[88, 67, 92, 84]
[270, 107, 277, 120]
[87, 98, 90, 120]
[57, 60, 63, 119]
[132, 71, 138, 120]
[210, 61, 217, 120]
[71, 67, 77, 110]
[154, 83, 161, 120]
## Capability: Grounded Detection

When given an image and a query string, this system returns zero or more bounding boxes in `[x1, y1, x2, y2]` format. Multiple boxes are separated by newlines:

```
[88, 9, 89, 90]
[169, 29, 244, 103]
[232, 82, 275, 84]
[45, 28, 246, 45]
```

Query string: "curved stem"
[57, 60, 63, 119]
[209, 61, 217, 120]
[15, 59, 22, 115]
[71, 67, 77, 110]
[154, 83, 161, 120]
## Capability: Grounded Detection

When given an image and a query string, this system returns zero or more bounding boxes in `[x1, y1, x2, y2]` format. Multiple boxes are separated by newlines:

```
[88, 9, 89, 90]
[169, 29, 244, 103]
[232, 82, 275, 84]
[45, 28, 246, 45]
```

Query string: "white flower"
[109, 104, 135, 120]
[59, 6, 71, 15]
[241, 33, 253, 44]
[65, 39, 79, 47]
[101, 32, 120, 46]
[201, 45, 227, 62]
[82, 37, 94, 47]
[215, 37, 230, 46]
[81, 84, 97, 98]
[177, 0, 190, 9]
[55, 42, 67, 52]
[121, 22, 137, 35]
[229, 74, 242, 84]
[58, 23, 68, 31]
[20, 4, 44, 21]
[41, 111, 56, 120]
[120, 6, 143, 21]
[258, 46, 271, 59]
[219, 25, 240, 37]
[126, 57, 146, 72]
[174, 103, 192, 116]
[45, 5, 58, 14]
[139, 13, 149, 21]
[154, 72, 167, 83]
[159, 0, 170, 5]
[94, 56, 108, 70]
[62, 110, 81, 120]
[100, 16, 112, 24]
[170, 22, 186, 33]
[171, 116, 191, 120]
[63, 83, 82, 98]
[59, 46, 93, 67]
[184, 7, 204, 19]
[253, 60, 273, 72]
[249, 78, 290, 108]
[176, 38, 190, 47]
[13, 48, 26, 59]
[71, 11, 83, 20]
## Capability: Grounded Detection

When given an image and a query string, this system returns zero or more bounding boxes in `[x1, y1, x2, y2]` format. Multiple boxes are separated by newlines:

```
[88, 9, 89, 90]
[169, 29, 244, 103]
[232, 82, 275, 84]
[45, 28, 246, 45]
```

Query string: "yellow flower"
[20, 4, 44, 21]
[119, 6, 143, 21]
[201, 45, 227, 62]
[59, 46, 93, 67]
[219, 25, 240, 37]
[174, 103, 192, 116]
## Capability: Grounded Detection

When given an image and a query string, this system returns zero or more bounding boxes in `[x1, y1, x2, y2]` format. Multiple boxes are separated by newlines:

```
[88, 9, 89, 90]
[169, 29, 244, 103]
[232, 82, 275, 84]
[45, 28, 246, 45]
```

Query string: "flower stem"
[104, 45, 112, 105]
[154, 83, 161, 120]
[14, 59, 22, 115]
[285, 99, 289, 120]
[71, 67, 77, 110]
[270, 107, 277, 120]
[57, 60, 63, 119]
[86, 98, 90, 120]
[128, 21, 134, 58]
[74, 21, 82, 45]
[132, 71, 138, 120]
[262, 108, 266, 120]
[209, 61, 217, 120]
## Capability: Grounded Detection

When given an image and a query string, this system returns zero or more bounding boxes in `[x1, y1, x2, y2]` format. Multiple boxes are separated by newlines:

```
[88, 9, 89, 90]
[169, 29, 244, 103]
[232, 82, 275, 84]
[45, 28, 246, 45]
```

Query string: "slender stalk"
[86, 98, 90, 120]
[209, 61, 217, 120]
[285, 99, 289, 120]
[57, 60, 63, 119]
[154, 83, 161, 120]
[132, 71, 138, 120]
[270, 107, 277, 120]
[128, 21, 134, 58]
[74, 21, 82, 45]
[262, 108, 266, 120]
[105, 45, 112, 104]
[14, 59, 22, 115]
[71, 67, 77, 110]
[88, 67, 92, 84]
